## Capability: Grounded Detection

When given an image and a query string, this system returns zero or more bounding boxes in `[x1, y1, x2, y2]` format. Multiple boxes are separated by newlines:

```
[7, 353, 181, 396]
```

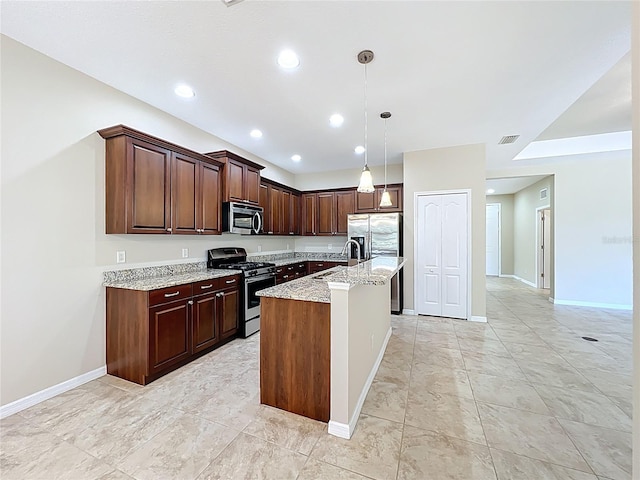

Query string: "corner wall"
[403, 144, 486, 318]
[0, 36, 292, 406]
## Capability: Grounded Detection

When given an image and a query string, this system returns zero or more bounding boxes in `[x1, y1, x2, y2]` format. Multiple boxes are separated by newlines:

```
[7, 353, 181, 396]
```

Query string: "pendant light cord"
[384, 116, 388, 189]
[363, 62, 368, 168]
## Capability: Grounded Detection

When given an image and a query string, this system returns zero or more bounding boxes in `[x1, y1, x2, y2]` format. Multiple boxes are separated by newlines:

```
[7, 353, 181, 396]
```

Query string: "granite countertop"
[103, 269, 241, 291]
[271, 257, 348, 268]
[257, 257, 406, 303]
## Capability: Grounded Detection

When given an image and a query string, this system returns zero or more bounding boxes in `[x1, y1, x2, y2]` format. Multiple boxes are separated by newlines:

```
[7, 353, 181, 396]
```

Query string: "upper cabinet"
[205, 150, 263, 205]
[304, 190, 355, 236]
[99, 125, 223, 235]
[260, 179, 302, 235]
[355, 184, 403, 213]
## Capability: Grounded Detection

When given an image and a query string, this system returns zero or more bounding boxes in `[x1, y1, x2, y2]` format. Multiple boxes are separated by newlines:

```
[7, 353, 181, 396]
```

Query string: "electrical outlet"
[328, 244, 333, 250]
[116, 251, 126, 264]
[181, 248, 189, 258]
[257, 245, 262, 252]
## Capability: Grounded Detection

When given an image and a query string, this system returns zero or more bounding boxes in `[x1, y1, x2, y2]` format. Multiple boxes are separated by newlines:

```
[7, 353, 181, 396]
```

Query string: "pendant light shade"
[358, 165, 375, 193]
[379, 111, 392, 207]
[356, 50, 375, 193]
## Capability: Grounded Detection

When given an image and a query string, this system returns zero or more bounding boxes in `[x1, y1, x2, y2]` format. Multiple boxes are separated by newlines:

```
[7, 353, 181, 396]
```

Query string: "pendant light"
[379, 111, 392, 207]
[356, 50, 375, 193]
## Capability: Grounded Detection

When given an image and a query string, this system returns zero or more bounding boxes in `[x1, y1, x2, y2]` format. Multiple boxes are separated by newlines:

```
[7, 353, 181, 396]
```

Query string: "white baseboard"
[0, 366, 106, 419]
[553, 299, 633, 310]
[513, 275, 537, 288]
[401, 309, 416, 315]
[328, 326, 392, 439]
[499, 274, 515, 278]
[470, 316, 488, 323]
[549, 297, 555, 303]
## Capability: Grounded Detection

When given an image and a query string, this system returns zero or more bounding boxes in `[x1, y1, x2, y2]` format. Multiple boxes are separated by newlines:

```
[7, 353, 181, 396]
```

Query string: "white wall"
[295, 164, 403, 191]
[0, 36, 294, 406]
[631, 2, 639, 473]
[403, 144, 487, 318]
[294, 236, 347, 253]
[513, 177, 553, 285]
[486, 194, 515, 276]
[488, 150, 632, 309]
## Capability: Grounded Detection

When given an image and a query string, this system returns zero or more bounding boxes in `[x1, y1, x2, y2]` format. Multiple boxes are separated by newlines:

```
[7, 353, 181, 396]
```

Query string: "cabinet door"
[291, 194, 301, 235]
[270, 187, 282, 234]
[316, 192, 335, 236]
[192, 294, 219, 353]
[282, 190, 292, 234]
[199, 162, 221, 234]
[335, 191, 355, 235]
[127, 138, 172, 233]
[227, 160, 245, 202]
[302, 194, 317, 236]
[376, 186, 403, 212]
[355, 191, 376, 213]
[219, 289, 240, 339]
[246, 167, 261, 204]
[148, 300, 190, 374]
[259, 183, 270, 234]
[172, 152, 198, 234]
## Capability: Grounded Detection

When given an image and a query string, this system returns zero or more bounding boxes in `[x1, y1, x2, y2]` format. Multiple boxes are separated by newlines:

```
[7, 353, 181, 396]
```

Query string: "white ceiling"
[486, 176, 549, 196]
[0, 1, 632, 175]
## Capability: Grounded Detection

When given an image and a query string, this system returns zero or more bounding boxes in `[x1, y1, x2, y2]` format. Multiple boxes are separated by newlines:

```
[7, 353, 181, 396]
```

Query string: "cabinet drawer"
[192, 279, 218, 295]
[149, 284, 192, 307]
[295, 262, 307, 273]
[219, 274, 241, 289]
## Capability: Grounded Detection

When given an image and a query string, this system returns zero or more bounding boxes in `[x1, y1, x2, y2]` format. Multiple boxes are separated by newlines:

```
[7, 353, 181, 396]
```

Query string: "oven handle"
[245, 273, 276, 284]
[252, 212, 262, 234]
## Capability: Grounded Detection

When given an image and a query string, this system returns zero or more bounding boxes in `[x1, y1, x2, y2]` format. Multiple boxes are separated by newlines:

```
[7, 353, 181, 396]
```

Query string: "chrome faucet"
[341, 240, 361, 271]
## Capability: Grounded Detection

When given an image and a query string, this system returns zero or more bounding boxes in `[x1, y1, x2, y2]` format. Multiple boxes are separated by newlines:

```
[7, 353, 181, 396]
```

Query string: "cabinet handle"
[188, 300, 193, 305]
[317, 263, 324, 267]
[283, 275, 289, 279]
[225, 279, 236, 284]
[200, 284, 213, 289]
[166, 227, 172, 233]
[164, 291, 180, 298]
[276, 269, 283, 273]
[217, 292, 224, 298]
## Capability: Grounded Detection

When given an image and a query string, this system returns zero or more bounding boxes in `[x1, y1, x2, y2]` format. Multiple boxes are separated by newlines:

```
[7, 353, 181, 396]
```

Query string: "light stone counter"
[103, 269, 241, 291]
[257, 257, 405, 303]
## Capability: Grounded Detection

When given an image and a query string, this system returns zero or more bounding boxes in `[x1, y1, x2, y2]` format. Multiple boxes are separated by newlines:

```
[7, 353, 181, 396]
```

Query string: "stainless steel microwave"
[222, 202, 263, 235]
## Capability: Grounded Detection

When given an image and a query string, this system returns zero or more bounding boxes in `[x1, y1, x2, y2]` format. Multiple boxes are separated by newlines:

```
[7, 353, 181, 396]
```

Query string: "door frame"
[485, 203, 501, 276]
[535, 204, 551, 289]
[413, 189, 472, 320]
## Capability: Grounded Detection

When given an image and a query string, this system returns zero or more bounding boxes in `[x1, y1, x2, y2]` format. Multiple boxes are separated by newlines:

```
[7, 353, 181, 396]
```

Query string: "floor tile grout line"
[488, 445, 598, 477]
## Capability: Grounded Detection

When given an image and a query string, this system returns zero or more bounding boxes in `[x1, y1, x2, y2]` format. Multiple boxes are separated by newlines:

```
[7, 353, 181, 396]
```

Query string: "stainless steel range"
[207, 247, 276, 338]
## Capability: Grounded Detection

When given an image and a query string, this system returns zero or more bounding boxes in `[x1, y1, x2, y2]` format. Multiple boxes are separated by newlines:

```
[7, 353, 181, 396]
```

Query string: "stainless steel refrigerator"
[347, 213, 403, 314]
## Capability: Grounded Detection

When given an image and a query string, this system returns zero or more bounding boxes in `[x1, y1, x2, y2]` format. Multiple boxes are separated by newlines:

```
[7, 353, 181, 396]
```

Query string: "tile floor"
[0, 277, 633, 479]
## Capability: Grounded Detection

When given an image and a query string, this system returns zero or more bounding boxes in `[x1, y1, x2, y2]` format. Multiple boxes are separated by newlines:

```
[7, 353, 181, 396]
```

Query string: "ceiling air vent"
[498, 135, 520, 145]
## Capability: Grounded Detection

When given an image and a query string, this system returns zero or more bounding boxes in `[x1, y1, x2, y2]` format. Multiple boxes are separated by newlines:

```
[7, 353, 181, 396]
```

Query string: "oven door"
[245, 273, 276, 323]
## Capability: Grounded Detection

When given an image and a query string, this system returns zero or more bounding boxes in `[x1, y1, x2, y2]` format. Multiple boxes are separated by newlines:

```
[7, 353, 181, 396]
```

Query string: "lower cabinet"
[307, 261, 346, 274]
[106, 275, 241, 385]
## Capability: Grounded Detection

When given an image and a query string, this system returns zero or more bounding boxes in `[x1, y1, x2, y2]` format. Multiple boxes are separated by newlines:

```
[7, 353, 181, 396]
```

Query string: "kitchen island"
[257, 257, 405, 439]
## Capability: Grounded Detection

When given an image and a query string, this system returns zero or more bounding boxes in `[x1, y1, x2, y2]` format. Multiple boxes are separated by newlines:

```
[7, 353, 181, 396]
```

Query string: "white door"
[485, 204, 500, 276]
[416, 193, 468, 319]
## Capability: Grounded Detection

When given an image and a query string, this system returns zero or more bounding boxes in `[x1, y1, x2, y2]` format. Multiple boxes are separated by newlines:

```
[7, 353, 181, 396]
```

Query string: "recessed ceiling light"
[250, 129, 263, 139]
[174, 84, 195, 98]
[277, 49, 300, 69]
[354, 146, 365, 155]
[487, 188, 495, 194]
[329, 114, 344, 128]
[291, 154, 302, 162]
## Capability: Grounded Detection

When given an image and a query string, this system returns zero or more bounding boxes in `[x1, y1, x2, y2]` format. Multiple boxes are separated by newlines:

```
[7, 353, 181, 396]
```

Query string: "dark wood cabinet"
[270, 186, 282, 235]
[355, 184, 403, 213]
[260, 179, 303, 236]
[106, 275, 240, 385]
[206, 150, 264, 205]
[302, 193, 317, 236]
[99, 125, 223, 235]
[305, 190, 356, 236]
[149, 299, 191, 374]
[291, 194, 302, 235]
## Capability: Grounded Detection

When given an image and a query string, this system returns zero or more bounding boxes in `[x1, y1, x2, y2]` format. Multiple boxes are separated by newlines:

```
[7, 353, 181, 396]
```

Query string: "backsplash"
[103, 261, 208, 284]
[248, 252, 348, 262]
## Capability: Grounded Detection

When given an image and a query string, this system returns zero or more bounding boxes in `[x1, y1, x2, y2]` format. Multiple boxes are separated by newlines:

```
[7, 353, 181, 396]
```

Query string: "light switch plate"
[116, 251, 126, 264]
